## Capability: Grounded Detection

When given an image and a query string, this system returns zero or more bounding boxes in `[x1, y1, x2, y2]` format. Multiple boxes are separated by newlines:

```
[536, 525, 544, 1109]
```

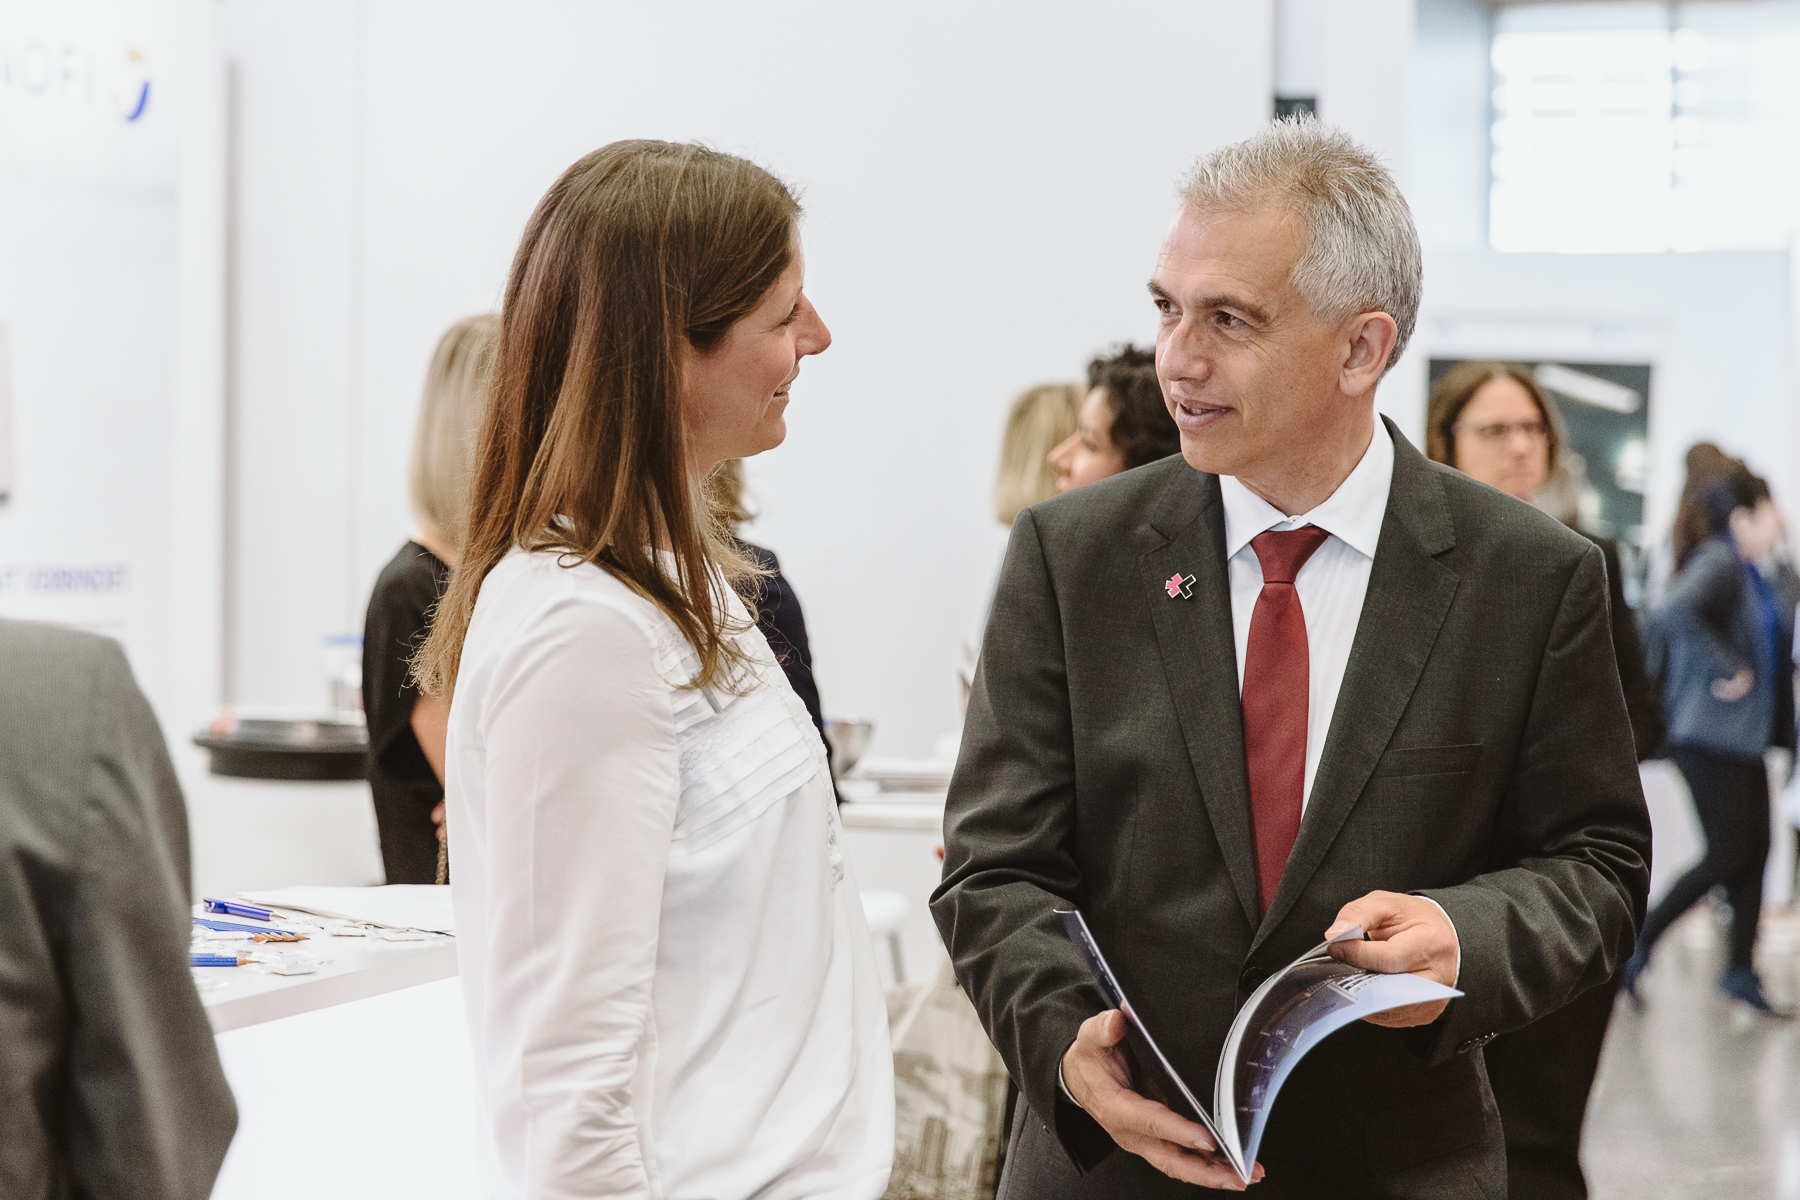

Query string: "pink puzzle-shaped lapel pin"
[1164, 572, 1196, 599]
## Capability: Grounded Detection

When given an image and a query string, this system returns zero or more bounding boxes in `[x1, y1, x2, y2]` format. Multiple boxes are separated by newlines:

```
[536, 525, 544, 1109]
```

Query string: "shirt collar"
[1219, 421, 1394, 561]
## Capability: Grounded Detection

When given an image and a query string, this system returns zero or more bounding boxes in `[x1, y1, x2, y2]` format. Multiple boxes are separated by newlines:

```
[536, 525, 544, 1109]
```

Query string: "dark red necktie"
[1243, 526, 1330, 915]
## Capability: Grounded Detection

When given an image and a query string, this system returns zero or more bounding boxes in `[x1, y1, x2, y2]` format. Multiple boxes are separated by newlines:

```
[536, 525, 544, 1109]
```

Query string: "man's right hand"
[1061, 1010, 1263, 1191]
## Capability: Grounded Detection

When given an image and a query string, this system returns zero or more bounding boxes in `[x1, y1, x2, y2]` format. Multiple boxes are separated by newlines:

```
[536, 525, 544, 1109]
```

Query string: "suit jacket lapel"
[1253, 424, 1461, 953]
[1141, 469, 1261, 929]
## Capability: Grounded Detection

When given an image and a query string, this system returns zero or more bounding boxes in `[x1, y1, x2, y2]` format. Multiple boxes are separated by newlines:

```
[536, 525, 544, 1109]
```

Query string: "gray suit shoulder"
[0, 616, 131, 683]
[1022, 454, 1194, 538]
[1428, 459, 1599, 577]
[0, 618, 133, 769]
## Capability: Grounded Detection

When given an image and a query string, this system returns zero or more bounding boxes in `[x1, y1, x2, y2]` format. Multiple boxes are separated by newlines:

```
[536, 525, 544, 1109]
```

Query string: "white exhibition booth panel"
[0, 0, 226, 743]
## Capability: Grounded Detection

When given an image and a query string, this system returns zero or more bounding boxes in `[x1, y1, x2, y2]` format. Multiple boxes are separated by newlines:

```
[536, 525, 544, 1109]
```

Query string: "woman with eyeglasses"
[1425, 361, 1661, 1200]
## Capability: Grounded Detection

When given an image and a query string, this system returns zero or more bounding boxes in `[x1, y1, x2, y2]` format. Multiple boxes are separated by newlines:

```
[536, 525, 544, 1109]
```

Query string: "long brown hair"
[1671, 442, 1738, 572]
[1425, 360, 1562, 476]
[413, 141, 798, 702]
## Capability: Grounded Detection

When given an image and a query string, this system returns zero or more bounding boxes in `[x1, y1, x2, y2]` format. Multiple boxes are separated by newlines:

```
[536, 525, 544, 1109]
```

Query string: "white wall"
[222, 0, 362, 709]
[1407, 0, 1489, 251]
[1291, 0, 1433, 440]
[1318, 0, 1414, 175]
[222, 0, 1278, 757]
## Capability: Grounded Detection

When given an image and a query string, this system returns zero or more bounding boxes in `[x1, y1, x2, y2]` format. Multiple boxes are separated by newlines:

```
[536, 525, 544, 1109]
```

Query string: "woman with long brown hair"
[415, 142, 893, 1197]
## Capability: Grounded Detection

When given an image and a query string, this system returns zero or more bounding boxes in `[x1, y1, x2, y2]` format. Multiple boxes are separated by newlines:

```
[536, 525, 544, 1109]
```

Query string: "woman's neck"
[415, 529, 459, 568]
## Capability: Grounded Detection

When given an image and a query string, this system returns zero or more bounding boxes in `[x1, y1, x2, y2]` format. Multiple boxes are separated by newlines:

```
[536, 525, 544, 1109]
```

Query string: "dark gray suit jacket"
[932, 424, 1651, 1198]
[0, 619, 237, 1200]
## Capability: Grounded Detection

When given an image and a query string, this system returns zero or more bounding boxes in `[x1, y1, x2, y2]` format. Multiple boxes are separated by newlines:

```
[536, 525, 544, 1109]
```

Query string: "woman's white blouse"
[446, 548, 894, 1199]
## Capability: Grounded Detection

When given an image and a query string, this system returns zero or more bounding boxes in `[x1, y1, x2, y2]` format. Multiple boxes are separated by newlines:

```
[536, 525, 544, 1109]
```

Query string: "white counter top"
[839, 795, 946, 832]
[196, 915, 458, 1033]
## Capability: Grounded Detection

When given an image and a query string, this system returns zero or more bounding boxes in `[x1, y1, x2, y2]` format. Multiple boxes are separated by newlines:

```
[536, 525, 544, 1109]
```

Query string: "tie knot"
[1251, 525, 1330, 584]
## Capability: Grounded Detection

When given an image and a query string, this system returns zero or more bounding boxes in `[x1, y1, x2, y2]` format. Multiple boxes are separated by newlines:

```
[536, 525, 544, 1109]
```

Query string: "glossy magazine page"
[1212, 939, 1462, 1177]
[1058, 910, 1462, 1184]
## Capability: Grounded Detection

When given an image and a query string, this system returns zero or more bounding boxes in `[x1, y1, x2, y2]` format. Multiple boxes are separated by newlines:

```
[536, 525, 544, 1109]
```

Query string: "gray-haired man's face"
[1148, 205, 1396, 515]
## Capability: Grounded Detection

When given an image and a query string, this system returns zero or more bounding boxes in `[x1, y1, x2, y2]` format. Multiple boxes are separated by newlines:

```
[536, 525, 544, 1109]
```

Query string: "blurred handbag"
[882, 956, 1010, 1200]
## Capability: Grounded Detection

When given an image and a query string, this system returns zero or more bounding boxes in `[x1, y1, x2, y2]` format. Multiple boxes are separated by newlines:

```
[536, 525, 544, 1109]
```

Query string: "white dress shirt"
[1221, 422, 1459, 981]
[446, 548, 894, 1200]
[1219, 421, 1394, 810]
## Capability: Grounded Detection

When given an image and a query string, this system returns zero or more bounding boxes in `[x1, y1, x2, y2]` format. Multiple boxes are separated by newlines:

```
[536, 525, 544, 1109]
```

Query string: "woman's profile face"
[682, 233, 831, 475]
[1451, 376, 1551, 502]
[1048, 387, 1128, 493]
[1731, 498, 1784, 559]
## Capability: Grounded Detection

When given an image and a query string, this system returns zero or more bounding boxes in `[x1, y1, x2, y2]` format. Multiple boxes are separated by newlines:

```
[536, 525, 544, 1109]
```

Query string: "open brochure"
[1056, 909, 1461, 1184]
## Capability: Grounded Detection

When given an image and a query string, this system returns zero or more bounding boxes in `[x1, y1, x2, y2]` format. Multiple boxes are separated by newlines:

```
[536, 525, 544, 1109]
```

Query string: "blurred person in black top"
[709, 458, 838, 791]
[362, 314, 498, 882]
[1426, 361, 1661, 1200]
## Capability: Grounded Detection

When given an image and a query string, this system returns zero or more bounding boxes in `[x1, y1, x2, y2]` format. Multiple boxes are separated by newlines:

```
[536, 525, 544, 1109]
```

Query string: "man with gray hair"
[933, 118, 1649, 1196]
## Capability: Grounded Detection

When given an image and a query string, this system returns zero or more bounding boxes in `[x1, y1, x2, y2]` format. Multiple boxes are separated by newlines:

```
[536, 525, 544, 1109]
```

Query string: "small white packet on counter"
[247, 948, 325, 976]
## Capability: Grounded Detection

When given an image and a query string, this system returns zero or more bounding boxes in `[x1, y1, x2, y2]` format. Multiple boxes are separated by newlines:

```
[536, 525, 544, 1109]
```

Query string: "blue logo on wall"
[115, 46, 148, 122]
[0, 39, 151, 123]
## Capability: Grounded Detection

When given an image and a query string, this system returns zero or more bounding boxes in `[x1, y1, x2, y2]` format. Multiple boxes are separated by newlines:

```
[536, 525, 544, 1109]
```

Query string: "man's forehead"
[1152, 204, 1302, 297]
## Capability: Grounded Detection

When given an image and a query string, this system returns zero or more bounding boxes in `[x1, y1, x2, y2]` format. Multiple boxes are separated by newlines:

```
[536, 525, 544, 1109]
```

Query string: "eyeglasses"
[1455, 419, 1548, 445]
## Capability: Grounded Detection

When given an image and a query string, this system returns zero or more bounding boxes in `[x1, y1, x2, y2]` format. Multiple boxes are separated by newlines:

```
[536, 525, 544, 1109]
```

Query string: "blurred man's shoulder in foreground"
[0, 616, 238, 1200]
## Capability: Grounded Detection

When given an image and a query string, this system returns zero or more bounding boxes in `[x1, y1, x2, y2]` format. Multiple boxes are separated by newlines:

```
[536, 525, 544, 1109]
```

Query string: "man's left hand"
[1324, 891, 1458, 1028]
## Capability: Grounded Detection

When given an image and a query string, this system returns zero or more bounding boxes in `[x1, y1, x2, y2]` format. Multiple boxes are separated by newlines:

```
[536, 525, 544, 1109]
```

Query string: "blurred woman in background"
[1427, 362, 1663, 757]
[1426, 360, 1661, 1200]
[1651, 441, 1739, 605]
[966, 382, 1082, 686]
[993, 382, 1082, 524]
[414, 141, 892, 1197]
[1628, 463, 1794, 1016]
[1047, 343, 1180, 492]
[362, 313, 498, 884]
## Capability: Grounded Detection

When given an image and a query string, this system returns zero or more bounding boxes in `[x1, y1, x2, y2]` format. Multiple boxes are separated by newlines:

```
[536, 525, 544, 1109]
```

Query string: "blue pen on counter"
[190, 952, 251, 967]
[202, 898, 275, 922]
